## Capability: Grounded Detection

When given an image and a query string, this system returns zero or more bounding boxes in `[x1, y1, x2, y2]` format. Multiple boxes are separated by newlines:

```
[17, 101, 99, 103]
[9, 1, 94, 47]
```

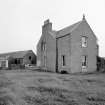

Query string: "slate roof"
[48, 30, 57, 38]
[56, 21, 82, 38]
[0, 50, 33, 58]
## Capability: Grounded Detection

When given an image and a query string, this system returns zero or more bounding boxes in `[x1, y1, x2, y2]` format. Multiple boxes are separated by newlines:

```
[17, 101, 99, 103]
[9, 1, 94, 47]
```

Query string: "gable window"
[61, 55, 66, 66]
[81, 36, 87, 47]
[29, 56, 31, 60]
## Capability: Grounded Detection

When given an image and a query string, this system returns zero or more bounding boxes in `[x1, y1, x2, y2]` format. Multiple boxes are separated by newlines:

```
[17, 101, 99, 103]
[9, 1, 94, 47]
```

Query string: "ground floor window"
[61, 55, 66, 66]
[0, 60, 8, 68]
[14, 58, 22, 64]
[1, 61, 6, 67]
[82, 55, 87, 66]
[44, 56, 46, 67]
[82, 55, 87, 71]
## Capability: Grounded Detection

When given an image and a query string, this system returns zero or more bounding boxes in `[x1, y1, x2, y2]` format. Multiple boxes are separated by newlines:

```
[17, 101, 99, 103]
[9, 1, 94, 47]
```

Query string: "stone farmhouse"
[37, 15, 99, 73]
[0, 50, 36, 69]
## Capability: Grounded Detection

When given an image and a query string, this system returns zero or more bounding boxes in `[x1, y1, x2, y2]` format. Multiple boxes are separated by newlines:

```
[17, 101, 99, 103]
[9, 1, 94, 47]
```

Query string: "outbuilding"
[0, 50, 36, 69]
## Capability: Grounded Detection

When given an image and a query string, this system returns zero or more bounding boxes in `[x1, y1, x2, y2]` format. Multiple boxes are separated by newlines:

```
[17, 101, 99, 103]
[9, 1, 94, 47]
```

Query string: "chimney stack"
[42, 19, 52, 34]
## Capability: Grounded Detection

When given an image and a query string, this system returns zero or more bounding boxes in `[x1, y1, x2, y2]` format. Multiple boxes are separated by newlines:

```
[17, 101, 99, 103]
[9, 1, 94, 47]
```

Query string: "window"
[62, 55, 66, 66]
[15, 59, 17, 64]
[82, 36, 87, 47]
[29, 56, 31, 60]
[44, 56, 46, 67]
[1, 61, 6, 67]
[82, 55, 87, 67]
[14, 59, 20, 64]
[41, 41, 46, 51]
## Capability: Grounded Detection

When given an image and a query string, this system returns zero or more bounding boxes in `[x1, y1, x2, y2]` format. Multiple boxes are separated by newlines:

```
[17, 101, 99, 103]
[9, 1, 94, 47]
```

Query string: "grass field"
[0, 70, 105, 105]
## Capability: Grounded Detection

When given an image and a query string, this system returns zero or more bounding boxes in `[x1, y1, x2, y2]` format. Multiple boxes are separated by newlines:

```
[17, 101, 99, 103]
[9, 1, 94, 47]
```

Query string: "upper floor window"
[41, 41, 46, 51]
[81, 36, 87, 47]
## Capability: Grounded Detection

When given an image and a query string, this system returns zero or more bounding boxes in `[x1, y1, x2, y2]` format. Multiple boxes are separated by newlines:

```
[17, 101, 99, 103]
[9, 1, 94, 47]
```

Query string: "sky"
[0, 0, 105, 57]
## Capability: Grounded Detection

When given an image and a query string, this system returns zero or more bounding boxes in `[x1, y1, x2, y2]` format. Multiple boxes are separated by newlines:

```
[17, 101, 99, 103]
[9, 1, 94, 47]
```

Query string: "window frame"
[41, 41, 46, 51]
[29, 56, 31, 60]
[81, 36, 88, 48]
[61, 55, 66, 66]
[82, 55, 88, 67]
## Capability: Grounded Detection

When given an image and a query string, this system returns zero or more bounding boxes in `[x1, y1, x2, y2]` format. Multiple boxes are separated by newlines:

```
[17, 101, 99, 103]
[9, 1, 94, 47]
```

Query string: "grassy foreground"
[0, 70, 105, 105]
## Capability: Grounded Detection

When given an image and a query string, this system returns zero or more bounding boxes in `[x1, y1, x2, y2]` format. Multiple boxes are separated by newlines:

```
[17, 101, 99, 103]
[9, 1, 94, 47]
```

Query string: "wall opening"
[81, 36, 88, 48]
[61, 55, 66, 66]
[82, 55, 87, 72]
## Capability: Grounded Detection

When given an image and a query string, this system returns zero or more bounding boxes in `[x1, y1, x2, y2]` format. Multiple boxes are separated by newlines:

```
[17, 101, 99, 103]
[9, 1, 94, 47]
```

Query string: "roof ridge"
[0, 50, 32, 55]
[0, 50, 33, 58]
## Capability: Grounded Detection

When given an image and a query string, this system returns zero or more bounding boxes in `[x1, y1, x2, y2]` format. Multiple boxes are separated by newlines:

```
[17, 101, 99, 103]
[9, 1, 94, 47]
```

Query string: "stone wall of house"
[57, 35, 71, 73]
[37, 20, 56, 72]
[70, 19, 98, 73]
[37, 18, 98, 73]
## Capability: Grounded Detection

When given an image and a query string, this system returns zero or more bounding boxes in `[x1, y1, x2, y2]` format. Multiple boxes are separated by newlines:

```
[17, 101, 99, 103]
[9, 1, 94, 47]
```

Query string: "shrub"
[61, 70, 68, 74]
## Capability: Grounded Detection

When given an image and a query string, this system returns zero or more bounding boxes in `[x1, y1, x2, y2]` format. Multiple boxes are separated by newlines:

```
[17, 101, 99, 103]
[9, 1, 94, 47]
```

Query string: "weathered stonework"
[37, 16, 98, 73]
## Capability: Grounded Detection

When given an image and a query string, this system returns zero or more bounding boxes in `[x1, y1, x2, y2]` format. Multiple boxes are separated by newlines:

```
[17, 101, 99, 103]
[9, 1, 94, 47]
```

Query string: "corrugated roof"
[0, 50, 33, 58]
[56, 21, 82, 38]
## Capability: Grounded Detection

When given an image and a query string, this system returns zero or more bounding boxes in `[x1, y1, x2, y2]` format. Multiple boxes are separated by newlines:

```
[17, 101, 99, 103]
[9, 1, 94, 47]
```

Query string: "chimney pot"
[44, 19, 50, 25]
[42, 19, 52, 34]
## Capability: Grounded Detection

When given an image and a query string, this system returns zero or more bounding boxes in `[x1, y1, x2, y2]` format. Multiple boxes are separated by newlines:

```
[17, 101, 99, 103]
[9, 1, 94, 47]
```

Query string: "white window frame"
[82, 55, 88, 72]
[81, 36, 87, 47]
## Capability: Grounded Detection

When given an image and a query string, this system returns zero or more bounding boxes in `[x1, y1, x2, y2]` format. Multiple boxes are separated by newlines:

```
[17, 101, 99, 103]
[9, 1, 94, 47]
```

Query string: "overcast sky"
[0, 0, 105, 56]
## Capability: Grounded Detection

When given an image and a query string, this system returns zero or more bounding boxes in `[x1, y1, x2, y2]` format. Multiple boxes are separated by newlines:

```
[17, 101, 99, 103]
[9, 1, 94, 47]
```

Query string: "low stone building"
[0, 50, 36, 69]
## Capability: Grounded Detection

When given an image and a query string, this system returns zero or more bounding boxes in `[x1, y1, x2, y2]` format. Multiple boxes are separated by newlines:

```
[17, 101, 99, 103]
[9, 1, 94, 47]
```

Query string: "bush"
[61, 70, 68, 74]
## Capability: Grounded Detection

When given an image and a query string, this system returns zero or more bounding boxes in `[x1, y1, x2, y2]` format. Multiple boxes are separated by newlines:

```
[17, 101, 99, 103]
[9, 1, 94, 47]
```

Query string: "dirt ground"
[0, 70, 105, 105]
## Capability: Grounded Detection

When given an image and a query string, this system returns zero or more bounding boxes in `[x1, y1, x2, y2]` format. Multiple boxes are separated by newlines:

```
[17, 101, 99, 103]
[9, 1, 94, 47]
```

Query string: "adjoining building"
[0, 50, 36, 69]
[37, 15, 99, 73]
[97, 56, 105, 72]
